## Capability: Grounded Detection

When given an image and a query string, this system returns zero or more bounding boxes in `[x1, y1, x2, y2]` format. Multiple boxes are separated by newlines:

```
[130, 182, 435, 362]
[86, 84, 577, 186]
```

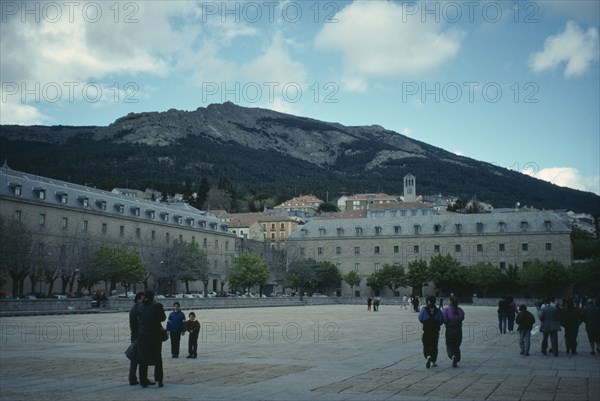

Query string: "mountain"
[1, 102, 598, 216]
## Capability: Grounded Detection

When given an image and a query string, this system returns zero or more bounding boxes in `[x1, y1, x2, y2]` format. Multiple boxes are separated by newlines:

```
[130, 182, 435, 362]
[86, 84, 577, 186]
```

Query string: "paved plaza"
[0, 304, 599, 401]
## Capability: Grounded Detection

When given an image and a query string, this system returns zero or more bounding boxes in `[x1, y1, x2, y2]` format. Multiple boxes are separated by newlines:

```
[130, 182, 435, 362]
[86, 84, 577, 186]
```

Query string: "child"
[516, 304, 536, 356]
[166, 301, 186, 358]
[185, 312, 201, 359]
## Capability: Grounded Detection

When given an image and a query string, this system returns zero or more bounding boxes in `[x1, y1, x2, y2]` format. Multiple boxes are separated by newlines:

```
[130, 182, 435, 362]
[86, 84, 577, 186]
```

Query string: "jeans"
[498, 313, 508, 334]
[519, 330, 531, 354]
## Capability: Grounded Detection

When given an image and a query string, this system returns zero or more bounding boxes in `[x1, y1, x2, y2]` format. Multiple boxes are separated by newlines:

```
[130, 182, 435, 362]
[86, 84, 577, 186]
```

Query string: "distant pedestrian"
[418, 296, 444, 368]
[185, 312, 201, 359]
[438, 297, 444, 310]
[516, 304, 535, 356]
[507, 296, 517, 334]
[128, 291, 144, 385]
[367, 297, 372, 311]
[560, 298, 581, 355]
[412, 296, 420, 312]
[581, 298, 600, 355]
[443, 296, 465, 367]
[539, 298, 561, 357]
[497, 296, 509, 334]
[374, 296, 380, 311]
[402, 295, 408, 309]
[166, 302, 186, 358]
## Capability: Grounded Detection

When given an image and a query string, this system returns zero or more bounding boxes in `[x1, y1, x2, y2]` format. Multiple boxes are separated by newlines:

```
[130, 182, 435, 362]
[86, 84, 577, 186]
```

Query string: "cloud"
[529, 21, 599, 78]
[0, 100, 51, 125]
[524, 167, 600, 195]
[314, 1, 464, 91]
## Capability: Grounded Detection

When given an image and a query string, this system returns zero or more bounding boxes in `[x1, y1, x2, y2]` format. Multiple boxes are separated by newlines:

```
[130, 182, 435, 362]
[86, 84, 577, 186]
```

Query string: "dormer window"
[161, 212, 169, 222]
[498, 221, 506, 232]
[78, 196, 89, 207]
[520, 221, 529, 231]
[394, 225, 401, 234]
[115, 203, 124, 213]
[56, 191, 68, 204]
[175, 216, 183, 224]
[131, 207, 140, 216]
[96, 199, 107, 210]
[455, 223, 462, 233]
[434, 224, 442, 233]
[186, 217, 195, 226]
[375, 226, 382, 235]
[147, 210, 155, 219]
[544, 220, 552, 231]
[210, 222, 217, 230]
[355, 227, 363, 236]
[476, 222, 484, 233]
[9, 183, 22, 196]
[198, 220, 206, 228]
[337, 227, 344, 236]
[300, 228, 308, 237]
[318, 228, 326, 236]
[414, 224, 421, 235]
[34, 187, 46, 200]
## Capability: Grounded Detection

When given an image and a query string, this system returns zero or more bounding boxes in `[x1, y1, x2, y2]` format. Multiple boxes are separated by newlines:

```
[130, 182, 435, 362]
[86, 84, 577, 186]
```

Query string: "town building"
[0, 164, 238, 295]
[274, 195, 323, 215]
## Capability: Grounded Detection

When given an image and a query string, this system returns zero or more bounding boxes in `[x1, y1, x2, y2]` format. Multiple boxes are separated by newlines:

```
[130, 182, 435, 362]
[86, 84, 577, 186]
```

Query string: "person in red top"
[443, 296, 465, 367]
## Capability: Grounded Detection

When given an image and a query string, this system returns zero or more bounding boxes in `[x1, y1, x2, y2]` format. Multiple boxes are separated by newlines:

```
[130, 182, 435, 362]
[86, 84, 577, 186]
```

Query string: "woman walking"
[443, 296, 465, 367]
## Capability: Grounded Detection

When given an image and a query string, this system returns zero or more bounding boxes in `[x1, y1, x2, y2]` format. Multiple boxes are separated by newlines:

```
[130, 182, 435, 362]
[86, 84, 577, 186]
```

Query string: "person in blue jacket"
[418, 296, 444, 368]
[166, 302, 186, 358]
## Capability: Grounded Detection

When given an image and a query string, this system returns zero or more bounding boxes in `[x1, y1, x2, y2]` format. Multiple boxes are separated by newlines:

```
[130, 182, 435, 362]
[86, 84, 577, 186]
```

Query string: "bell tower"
[403, 174, 416, 203]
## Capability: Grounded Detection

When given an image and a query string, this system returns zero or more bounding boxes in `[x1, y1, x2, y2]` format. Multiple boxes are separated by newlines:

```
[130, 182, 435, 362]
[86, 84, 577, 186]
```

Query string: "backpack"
[423, 308, 440, 331]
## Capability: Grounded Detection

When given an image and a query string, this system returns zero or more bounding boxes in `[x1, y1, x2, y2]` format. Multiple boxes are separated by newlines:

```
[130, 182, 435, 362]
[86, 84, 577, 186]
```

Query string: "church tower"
[403, 174, 416, 203]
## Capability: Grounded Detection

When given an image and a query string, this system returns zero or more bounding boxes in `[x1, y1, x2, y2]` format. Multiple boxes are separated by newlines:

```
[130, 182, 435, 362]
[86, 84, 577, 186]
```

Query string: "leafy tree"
[343, 271, 361, 294]
[315, 261, 342, 294]
[465, 262, 501, 298]
[501, 264, 520, 295]
[366, 270, 385, 294]
[88, 244, 145, 295]
[428, 254, 463, 295]
[177, 242, 209, 294]
[203, 187, 232, 211]
[229, 253, 271, 295]
[520, 259, 568, 298]
[378, 263, 407, 295]
[318, 202, 338, 213]
[116, 247, 146, 296]
[406, 259, 430, 296]
[571, 227, 600, 260]
[570, 256, 600, 295]
[285, 258, 319, 298]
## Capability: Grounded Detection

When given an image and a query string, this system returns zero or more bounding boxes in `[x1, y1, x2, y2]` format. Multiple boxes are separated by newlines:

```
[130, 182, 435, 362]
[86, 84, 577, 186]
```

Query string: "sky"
[1, 0, 599, 196]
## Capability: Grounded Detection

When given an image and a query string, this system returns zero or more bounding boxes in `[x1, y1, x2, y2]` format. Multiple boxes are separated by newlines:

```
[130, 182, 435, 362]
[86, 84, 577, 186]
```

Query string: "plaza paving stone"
[1, 304, 599, 401]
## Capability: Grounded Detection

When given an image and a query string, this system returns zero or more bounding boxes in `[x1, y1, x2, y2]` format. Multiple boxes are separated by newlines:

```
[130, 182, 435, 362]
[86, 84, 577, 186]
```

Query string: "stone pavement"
[0, 305, 598, 401]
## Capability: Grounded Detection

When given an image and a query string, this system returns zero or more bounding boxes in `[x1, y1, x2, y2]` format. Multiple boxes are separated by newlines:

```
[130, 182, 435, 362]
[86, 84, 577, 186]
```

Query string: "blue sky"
[1, 1, 599, 195]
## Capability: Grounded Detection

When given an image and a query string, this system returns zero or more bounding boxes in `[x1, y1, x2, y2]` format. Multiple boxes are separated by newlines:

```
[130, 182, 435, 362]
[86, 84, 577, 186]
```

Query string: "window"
[434, 224, 442, 233]
[225, 241, 229, 251]
[280, 223, 285, 230]
[14, 185, 22, 196]
[116, 204, 124, 213]
[175, 216, 182, 224]
[271, 233, 275, 240]
[354, 246, 360, 254]
[355, 227, 362, 236]
[62, 217, 68, 229]
[300, 247, 305, 256]
[179, 234, 183, 242]
[38, 189, 46, 200]
[455, 244, 461, 252]
[414, 225, 421, 235]
[455, 223, 462, 233]
[14, 210, 22, 221]
[500, 262, 506, 269]
[374, 263, 380, 272]
[102, 223, 107, 234]
[280, 232, 285, 240]
[394, 225, 401, 234]
[301, 229, 308, 237]
[499, 243, 505, 252]
[476, 222, 484, 233]
[136, 228, 141, 238]
[151, 230, 156, 240]
[498, 221, 506, 232]
[337, 227, 344, 236]
[39, 214, 46, 225]
[120, 225, 125, 237]
[374, 245, 380, 254]
[318, 247, 323, 255]
[336, 246, 341, 255]
[162, 213, 169, 222]
[522, 243, 528, 251]
[434, 244, 440, 253]
[60, 194, 68, 204]
[394, 245, 399, 254]
[271, 223, 275, 230]
[148, 210, 155, 219]
[78, 196, 89, 207]
[520, 221, 529, 231]
[544, 220, 552, 231]
[319, 228, 326, 236]
[166, 233, 170, 243]
[477, 244, 483, 252]
[97, 200, 107, 210]
[354, 263, 360, 272]
[132, 207, 140, 216]
[545, 243, 552, 251]
[375, 226, 382, 235]
[215, 239, 218, 249]
[203, 238, 207, 247]
[414, 245, 420, 253]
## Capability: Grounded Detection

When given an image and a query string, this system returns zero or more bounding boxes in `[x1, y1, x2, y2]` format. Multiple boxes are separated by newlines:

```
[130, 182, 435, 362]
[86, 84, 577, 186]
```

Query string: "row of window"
[308, 220, 552, 237]
[263, 222, 288, 231]
[17, 211, 229, 249]
[9, 184, 226, 232]
[336, 260, 529, 273]
[310, 242, 552, 256]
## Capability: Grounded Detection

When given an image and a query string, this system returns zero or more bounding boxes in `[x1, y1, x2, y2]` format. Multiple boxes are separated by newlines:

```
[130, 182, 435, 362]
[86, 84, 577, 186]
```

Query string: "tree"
[318, 202, 338, 213]
[406, 259, 430, 296]
[520, 259, 568, 298]
[0, 217, 33, 298]
[570, 256, 600, 295]
[343, 271, 361, 295]
[203, 188, 232, 211]
[88, 244, 146, 295]
[177, 242, 209, 294]
[428, 254, 463, 295]
[229, 253, 270, 295]
[378, 264, 407, 295]
[285, 258, 319, 299]
[315, 261, 342, 294]
[366, 270, 385, 294]
[465, 262, 501, 298]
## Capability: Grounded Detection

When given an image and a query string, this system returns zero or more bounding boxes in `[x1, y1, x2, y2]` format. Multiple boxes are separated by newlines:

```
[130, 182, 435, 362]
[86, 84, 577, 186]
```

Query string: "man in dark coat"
[136, 290, 166, 387]
[128, 291, 144, 385]
[539, 299, 561, 357]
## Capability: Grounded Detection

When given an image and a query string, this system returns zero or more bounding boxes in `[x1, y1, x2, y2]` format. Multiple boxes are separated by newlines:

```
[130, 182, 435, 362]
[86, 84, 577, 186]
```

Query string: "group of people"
[128, 291, 202, 388]
[367, 296, 381, 311]
[418, 295, 465, 368]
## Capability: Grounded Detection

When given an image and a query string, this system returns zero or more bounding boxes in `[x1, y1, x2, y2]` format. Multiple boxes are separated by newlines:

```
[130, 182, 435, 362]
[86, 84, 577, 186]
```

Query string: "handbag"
[160, 327, 169, 342]
[125, 340, 137, 360]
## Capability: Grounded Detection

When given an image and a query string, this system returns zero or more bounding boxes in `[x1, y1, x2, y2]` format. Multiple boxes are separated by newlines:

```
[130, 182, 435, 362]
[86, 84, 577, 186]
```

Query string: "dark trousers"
[422, 330, 440, 362]
[542, 331, 558, 356]
[170, 331, 182, 356]
[188, 333, 199, 356]
[446, 329, 462, 362]
[129, 359, 138, 383]
[564, 326, 579, 353]
[139, 358, 163, 384]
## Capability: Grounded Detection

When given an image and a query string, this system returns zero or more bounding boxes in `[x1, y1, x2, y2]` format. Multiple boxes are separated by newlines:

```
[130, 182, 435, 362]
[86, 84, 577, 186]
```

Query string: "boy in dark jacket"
[185, 312, 201, 359]
[418, 296, 444, 368]
[166, 302, 186, 358]
[516, 304, 536, 356]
